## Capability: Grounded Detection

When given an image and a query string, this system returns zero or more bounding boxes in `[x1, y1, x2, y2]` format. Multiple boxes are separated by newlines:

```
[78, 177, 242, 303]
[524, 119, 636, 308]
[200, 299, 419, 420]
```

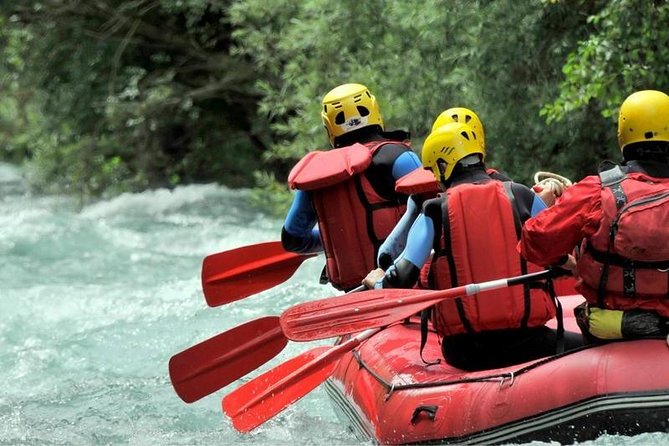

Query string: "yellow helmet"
[431, 107, 485, 153]
[321, 83, 384, 147]
[618, 90, 669, 151]
[421, 122, 484, 183]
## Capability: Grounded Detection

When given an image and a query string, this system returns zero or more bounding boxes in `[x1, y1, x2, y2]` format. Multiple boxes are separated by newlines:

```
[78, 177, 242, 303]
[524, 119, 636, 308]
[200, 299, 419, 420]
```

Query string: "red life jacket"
[427, 181, 556, 336]
[395, 168, 505, 291]
[576, 166, 669, 317]
[288, 141, 409, 290]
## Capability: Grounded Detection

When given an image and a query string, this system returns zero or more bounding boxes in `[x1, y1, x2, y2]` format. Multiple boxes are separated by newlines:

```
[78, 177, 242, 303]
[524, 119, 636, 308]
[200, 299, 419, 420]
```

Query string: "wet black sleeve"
[509, 182, 537, 224]
[381, 258, 421, 288]
[366, 143, 416, 199]
[380, 196, 443, 289]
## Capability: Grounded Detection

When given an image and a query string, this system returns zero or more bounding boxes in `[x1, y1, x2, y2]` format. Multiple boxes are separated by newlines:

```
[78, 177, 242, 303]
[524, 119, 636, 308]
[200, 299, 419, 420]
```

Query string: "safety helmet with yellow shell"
[321, 83, 384, 147]
[431, 107, 486, 152]
[422, 122, 484, 184]
[618, 90, 669, 152]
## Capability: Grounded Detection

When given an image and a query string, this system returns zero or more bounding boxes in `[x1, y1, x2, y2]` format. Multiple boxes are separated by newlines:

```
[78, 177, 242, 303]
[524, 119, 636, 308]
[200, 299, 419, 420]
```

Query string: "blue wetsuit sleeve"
[281, 190, 323, 254]
[396, 214, 435, 268]
[391, 151, 422, 179]
[377, 195, 421, 269]
[376, 214, 435, 289]
[531, 194, 547, 217]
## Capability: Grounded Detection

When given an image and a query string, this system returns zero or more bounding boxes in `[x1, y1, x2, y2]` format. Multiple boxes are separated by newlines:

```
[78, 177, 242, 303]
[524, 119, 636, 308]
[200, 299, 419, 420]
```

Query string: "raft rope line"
[533, 171, 573, 192]
[349, 330, 597, 400]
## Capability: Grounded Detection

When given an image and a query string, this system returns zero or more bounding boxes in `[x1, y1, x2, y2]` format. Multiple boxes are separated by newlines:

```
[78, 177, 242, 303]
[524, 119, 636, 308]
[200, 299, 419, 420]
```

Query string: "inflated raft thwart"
[325, 296, 669, 445]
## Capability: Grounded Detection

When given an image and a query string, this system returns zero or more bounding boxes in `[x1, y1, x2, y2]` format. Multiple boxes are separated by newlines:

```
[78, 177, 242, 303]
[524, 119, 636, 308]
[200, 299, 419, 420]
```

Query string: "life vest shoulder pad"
[395, 168, 440, 195]
[288, 143, 373, 190]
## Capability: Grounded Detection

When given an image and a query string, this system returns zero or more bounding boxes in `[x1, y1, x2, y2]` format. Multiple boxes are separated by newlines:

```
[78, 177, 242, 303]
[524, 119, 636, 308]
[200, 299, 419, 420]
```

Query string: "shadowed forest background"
[1, 0, 668, 212]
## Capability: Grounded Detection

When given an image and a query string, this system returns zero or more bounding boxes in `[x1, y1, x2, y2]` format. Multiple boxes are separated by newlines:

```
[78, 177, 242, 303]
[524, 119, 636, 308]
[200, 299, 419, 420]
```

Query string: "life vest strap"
[546, 275, 565, 354]
[418, 308, 441, 365]
[503, 181, 531, 328]
[597, 166, 630, 306]
[585, 244, 669, 269]
[433, 193, 459, 288]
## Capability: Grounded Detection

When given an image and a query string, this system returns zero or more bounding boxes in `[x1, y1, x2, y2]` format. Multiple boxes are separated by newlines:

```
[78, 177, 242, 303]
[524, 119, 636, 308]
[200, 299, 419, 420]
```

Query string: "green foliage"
[0, 0, 266, 200]
[2, 0, 669, 209]
[230, 0, 476, 170]
[544, 0, 669, 122]
[472, 0, 614, 183]
[229, 0, 623, 189]
[250, 170, 292, 218]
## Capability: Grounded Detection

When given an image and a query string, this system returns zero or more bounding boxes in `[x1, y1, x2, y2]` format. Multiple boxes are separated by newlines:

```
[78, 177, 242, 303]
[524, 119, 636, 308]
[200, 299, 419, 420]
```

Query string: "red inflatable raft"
[324, 295, 669, 444]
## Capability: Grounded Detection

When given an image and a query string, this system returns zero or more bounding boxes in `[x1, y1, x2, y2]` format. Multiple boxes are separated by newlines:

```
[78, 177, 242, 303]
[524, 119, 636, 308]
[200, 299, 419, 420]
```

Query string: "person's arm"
[391, 150, 422, 179]
[281, 190, 323, 254]
[373, 199, 439, 289]
[377, 195, 422, 269]
[519, 176, 602, 266]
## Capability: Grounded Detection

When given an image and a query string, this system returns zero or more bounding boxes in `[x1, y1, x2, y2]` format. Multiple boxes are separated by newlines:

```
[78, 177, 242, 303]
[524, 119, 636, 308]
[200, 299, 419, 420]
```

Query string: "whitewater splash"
[0, 162, 666, 445]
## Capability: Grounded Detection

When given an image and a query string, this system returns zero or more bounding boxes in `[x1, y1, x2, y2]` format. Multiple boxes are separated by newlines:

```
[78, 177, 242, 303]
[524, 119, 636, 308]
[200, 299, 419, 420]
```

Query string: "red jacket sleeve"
[519, 175, 603, 266]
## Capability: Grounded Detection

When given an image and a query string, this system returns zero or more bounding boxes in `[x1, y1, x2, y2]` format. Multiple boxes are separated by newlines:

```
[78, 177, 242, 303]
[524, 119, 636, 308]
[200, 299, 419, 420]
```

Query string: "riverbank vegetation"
[1, 0, 668, 210]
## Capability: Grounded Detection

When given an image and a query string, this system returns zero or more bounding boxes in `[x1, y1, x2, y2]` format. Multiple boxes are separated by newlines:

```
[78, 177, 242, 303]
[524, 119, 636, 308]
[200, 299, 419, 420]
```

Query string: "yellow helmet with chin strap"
[431, 107, 486, 153]
[321, 83, 384, 147]
[618, 90, 669, 152]
[422, 122, 484, 184]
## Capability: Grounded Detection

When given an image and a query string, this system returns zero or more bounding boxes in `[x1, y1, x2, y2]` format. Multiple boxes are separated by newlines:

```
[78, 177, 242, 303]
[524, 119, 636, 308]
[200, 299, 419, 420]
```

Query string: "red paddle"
[281, 269, 560, 341]
[202, 241, 317, 307]
[169, 316, 287, 403]
[223, 328, 379, 433]
[170, 286, 366, 403]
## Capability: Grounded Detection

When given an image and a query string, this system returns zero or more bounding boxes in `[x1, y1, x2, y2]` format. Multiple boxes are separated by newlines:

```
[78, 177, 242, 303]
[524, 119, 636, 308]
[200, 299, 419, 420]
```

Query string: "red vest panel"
[428, 181, 555, 336]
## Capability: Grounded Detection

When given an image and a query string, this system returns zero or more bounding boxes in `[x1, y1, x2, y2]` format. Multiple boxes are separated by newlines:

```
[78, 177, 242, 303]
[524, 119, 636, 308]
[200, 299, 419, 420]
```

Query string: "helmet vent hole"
[335, 112, 345, 125]
[353, 94, 362, 103]
[645, 131, 654, 139]
[451, 114, 459, 122]
[461, 131, 470, 140]
[366, 91, 371, 98]
[472, 132, 477, 140]
[323, 105, 328, 112]
[357, 106, 370, 117]
[465, 115, 472, 123]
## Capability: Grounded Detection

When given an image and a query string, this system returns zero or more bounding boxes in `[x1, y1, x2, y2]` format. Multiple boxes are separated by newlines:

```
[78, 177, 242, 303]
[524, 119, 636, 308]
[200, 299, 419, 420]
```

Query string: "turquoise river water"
[1, 163, 667, 445]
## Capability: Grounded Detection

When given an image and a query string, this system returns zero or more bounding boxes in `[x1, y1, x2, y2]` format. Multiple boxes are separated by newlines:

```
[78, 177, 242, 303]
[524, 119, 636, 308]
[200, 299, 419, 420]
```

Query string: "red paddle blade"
[169, 316, 287, 403]
[281, 287, 445, 341]
[223, 346, 334, 432]
[202, 241, 316, 307]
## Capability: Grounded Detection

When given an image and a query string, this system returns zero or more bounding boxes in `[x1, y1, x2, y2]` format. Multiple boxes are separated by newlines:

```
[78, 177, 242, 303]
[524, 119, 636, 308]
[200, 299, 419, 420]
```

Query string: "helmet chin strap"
[436, 159, 448, 184]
